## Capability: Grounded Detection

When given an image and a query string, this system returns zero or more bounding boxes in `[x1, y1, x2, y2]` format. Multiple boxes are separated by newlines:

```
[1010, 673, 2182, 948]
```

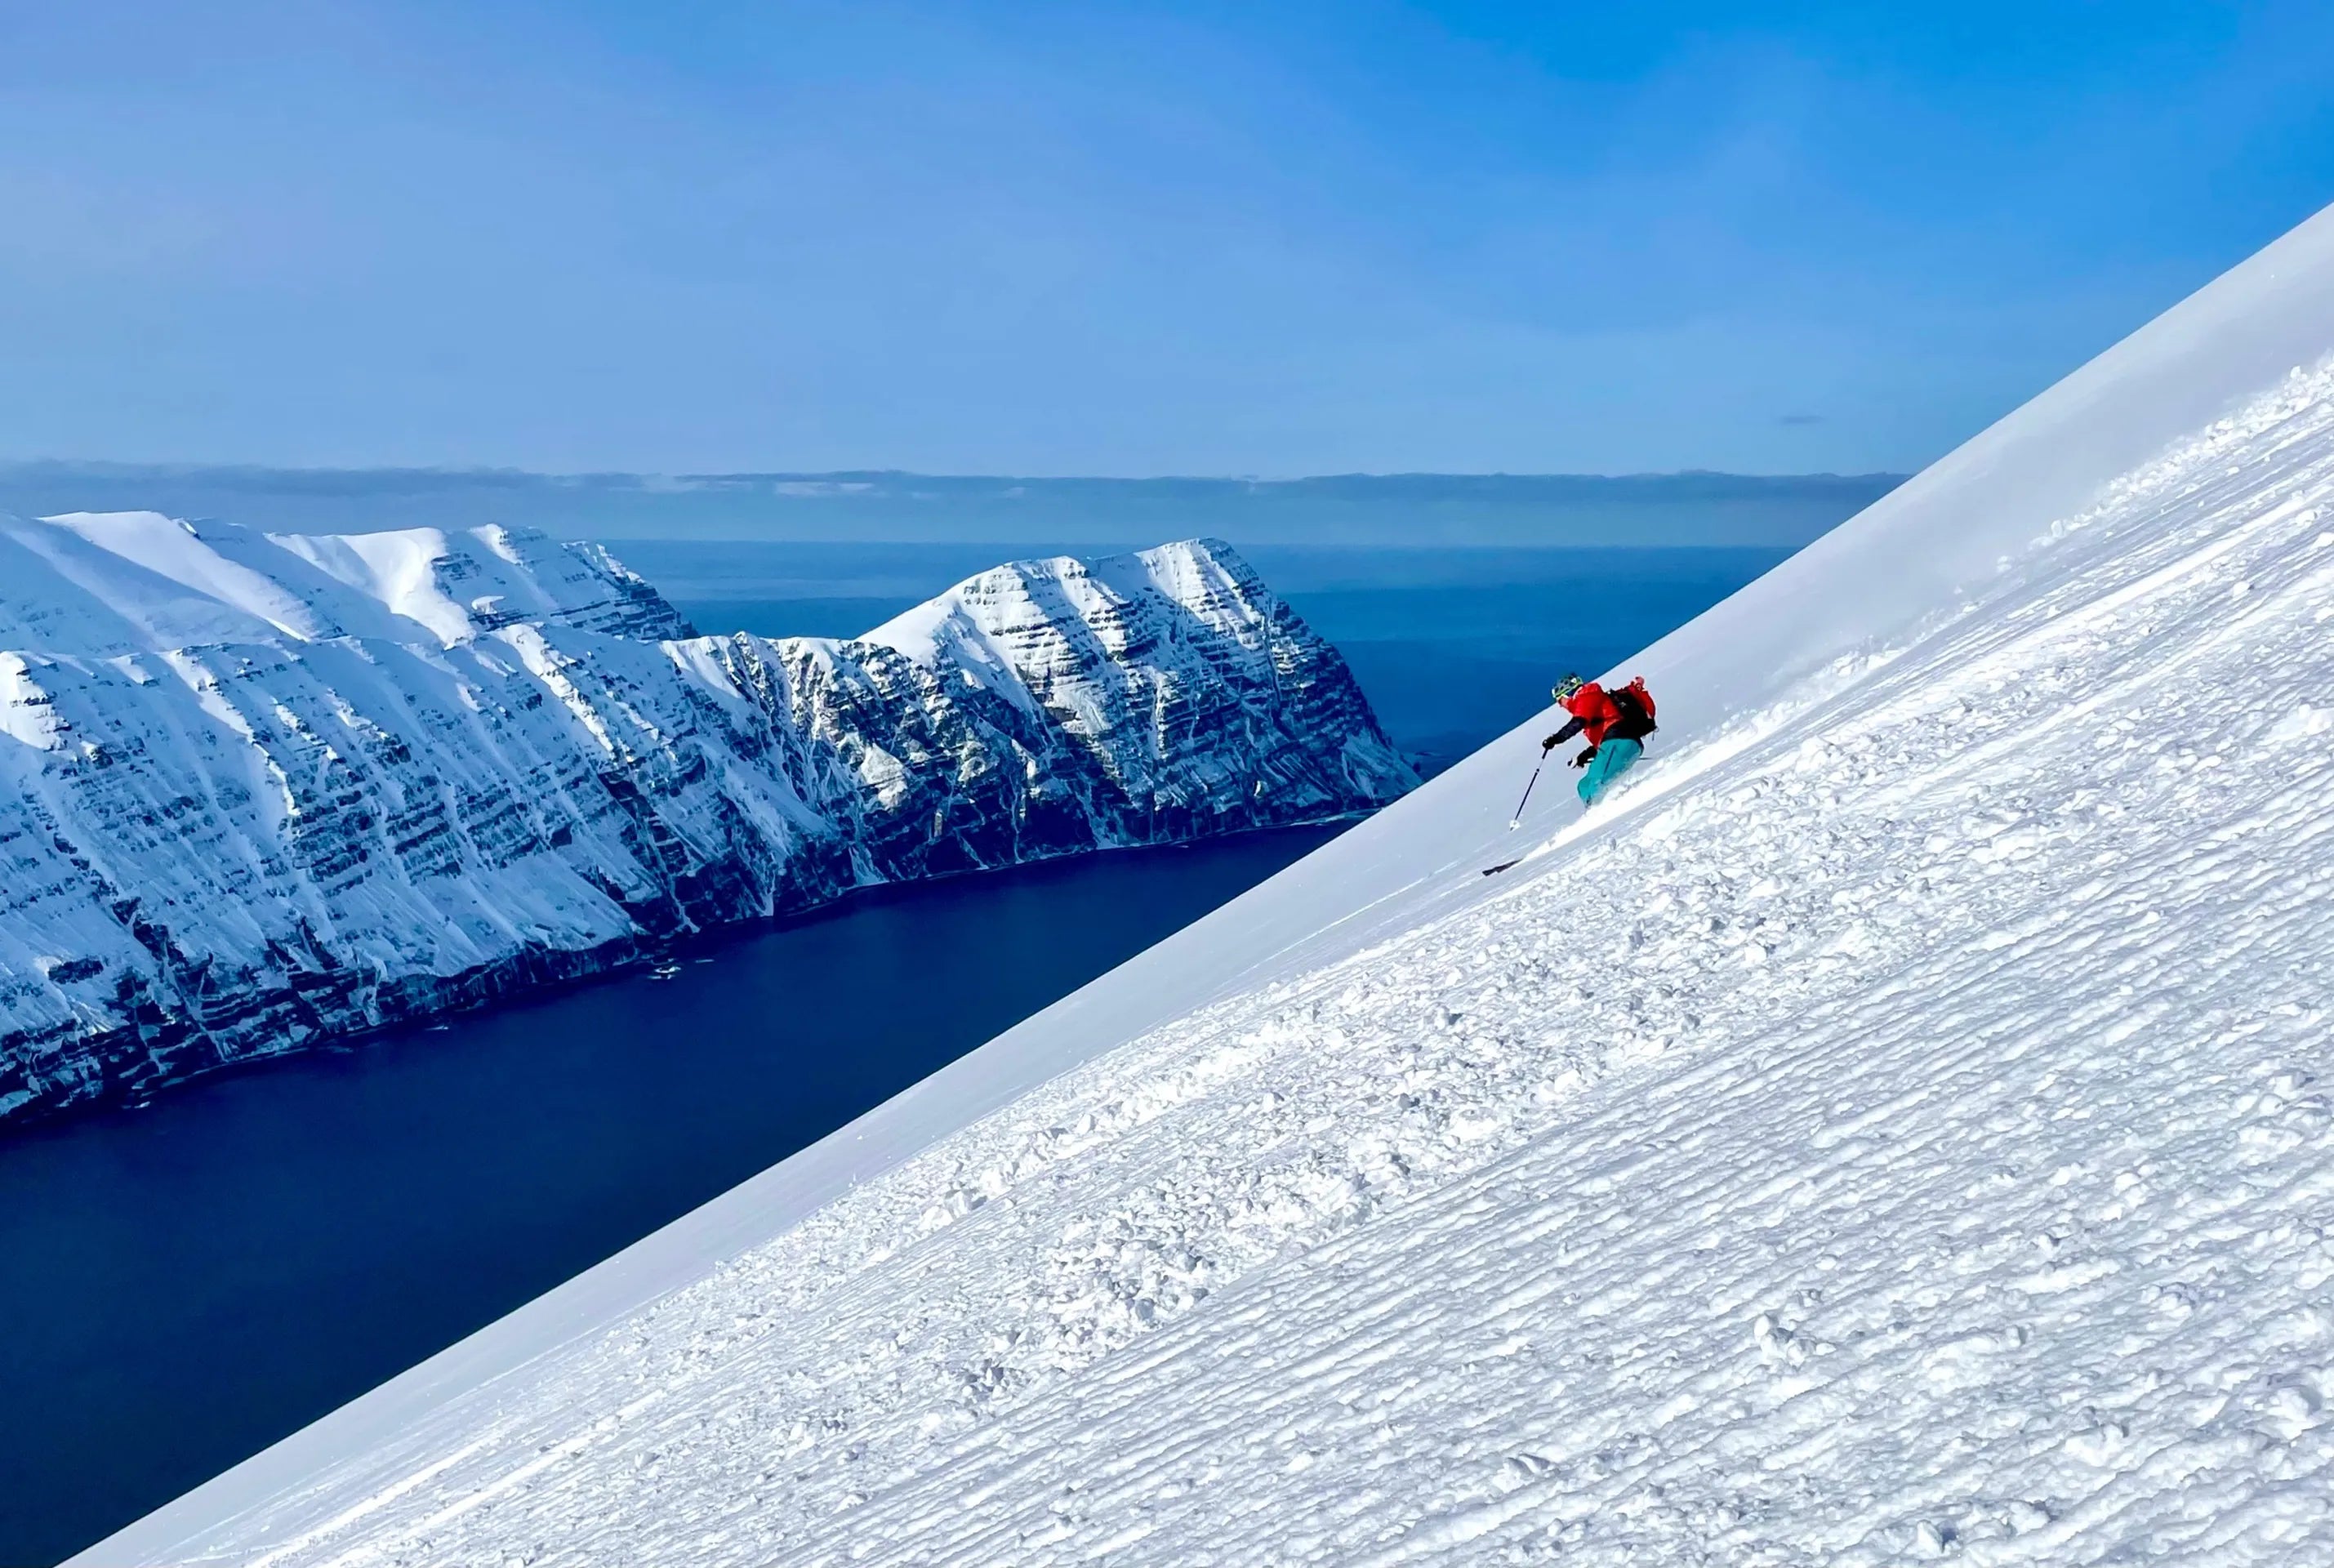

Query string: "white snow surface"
[5, 514, 681, 653]
[82, 206, 2334, 1566]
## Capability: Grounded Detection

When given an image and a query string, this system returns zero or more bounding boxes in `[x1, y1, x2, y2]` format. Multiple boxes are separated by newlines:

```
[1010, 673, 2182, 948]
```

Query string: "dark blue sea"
[0, 544, 1784, 1564]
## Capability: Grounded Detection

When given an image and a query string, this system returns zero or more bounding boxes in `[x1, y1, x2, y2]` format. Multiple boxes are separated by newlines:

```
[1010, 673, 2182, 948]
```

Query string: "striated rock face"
[0, 514, 1413, 1127]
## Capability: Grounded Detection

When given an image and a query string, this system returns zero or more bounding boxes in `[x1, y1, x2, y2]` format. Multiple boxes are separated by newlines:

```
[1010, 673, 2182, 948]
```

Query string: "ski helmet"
[1552, 674, 1585, 702]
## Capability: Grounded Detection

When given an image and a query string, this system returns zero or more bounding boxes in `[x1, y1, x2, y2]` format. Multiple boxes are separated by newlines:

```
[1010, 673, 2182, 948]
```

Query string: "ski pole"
[1508, 762, 1543, 829]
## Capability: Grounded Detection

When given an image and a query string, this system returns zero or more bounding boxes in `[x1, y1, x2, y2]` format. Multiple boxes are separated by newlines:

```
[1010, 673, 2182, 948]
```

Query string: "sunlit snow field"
[0, 541, 1773, 1564]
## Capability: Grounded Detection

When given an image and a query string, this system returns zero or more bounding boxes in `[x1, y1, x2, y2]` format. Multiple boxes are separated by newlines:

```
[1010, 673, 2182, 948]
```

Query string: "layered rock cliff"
[0, 514, 1414, 1125]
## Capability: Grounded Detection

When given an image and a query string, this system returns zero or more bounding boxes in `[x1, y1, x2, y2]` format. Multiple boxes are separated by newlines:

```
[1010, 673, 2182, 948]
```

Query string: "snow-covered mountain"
[0, 521, 1412, 1125]
[82, 202, 2334, 1568]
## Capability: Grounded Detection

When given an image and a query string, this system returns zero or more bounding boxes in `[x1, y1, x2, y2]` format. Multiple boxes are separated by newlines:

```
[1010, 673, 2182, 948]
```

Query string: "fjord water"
[0, 828, 1341, 1565]
[0, 544, 1781, 1564]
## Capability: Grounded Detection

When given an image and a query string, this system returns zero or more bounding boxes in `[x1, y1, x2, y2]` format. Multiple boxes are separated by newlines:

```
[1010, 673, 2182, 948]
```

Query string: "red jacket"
[1546, 679, 1657, 751]
[1561, 682, 1625, 745]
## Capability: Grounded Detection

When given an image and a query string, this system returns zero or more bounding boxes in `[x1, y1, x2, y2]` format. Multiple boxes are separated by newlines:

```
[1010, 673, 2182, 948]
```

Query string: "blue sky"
[3, 1, 2331, 476]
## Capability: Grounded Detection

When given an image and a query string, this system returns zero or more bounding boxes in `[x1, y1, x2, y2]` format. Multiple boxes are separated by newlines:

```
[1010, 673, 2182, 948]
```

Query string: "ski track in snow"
[126, 372, 2334, 1564]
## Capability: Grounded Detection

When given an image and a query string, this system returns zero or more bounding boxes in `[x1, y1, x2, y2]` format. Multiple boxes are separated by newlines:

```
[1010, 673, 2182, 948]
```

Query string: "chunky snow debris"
[0, 527, 1410, 1125]
[82, 207, 2334, 1566]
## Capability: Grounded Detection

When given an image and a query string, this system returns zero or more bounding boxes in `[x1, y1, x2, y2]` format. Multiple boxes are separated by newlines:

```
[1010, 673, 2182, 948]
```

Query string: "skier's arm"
[1542, 715, 1585, 751]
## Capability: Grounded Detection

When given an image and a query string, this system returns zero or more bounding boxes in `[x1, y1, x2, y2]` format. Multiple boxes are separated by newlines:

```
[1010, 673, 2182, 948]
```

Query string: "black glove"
[1541, 735, 1559, 755]
[1571, 746, 1597, 768]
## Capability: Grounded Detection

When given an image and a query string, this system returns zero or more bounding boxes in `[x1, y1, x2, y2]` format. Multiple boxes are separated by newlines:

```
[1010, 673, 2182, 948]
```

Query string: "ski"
[1481, 858, 1523, 875]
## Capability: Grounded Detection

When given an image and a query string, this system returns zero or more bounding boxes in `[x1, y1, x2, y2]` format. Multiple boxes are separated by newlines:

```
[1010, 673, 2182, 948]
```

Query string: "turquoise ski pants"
[1577, 737, 1643, 805]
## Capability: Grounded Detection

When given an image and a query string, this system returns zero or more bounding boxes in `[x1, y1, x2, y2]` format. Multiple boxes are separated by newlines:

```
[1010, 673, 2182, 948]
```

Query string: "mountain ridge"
[0, 520, 1411, 1127]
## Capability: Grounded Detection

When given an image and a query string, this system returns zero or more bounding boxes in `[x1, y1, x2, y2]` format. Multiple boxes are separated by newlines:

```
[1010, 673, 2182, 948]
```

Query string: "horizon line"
[0, 459, 1910, 487]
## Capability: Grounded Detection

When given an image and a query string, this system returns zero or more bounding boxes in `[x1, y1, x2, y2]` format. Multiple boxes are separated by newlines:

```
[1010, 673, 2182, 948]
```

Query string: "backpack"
[1609, 677, 1658, 738]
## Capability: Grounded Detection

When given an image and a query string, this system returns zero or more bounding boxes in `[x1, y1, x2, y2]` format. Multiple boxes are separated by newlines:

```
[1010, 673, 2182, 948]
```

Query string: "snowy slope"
[0, 526, 1409, 1125]
[81, 203, 2334, 1568]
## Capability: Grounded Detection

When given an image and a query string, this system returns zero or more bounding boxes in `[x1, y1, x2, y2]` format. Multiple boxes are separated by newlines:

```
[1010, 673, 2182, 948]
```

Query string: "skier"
[1542, 674, 1658, 806]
